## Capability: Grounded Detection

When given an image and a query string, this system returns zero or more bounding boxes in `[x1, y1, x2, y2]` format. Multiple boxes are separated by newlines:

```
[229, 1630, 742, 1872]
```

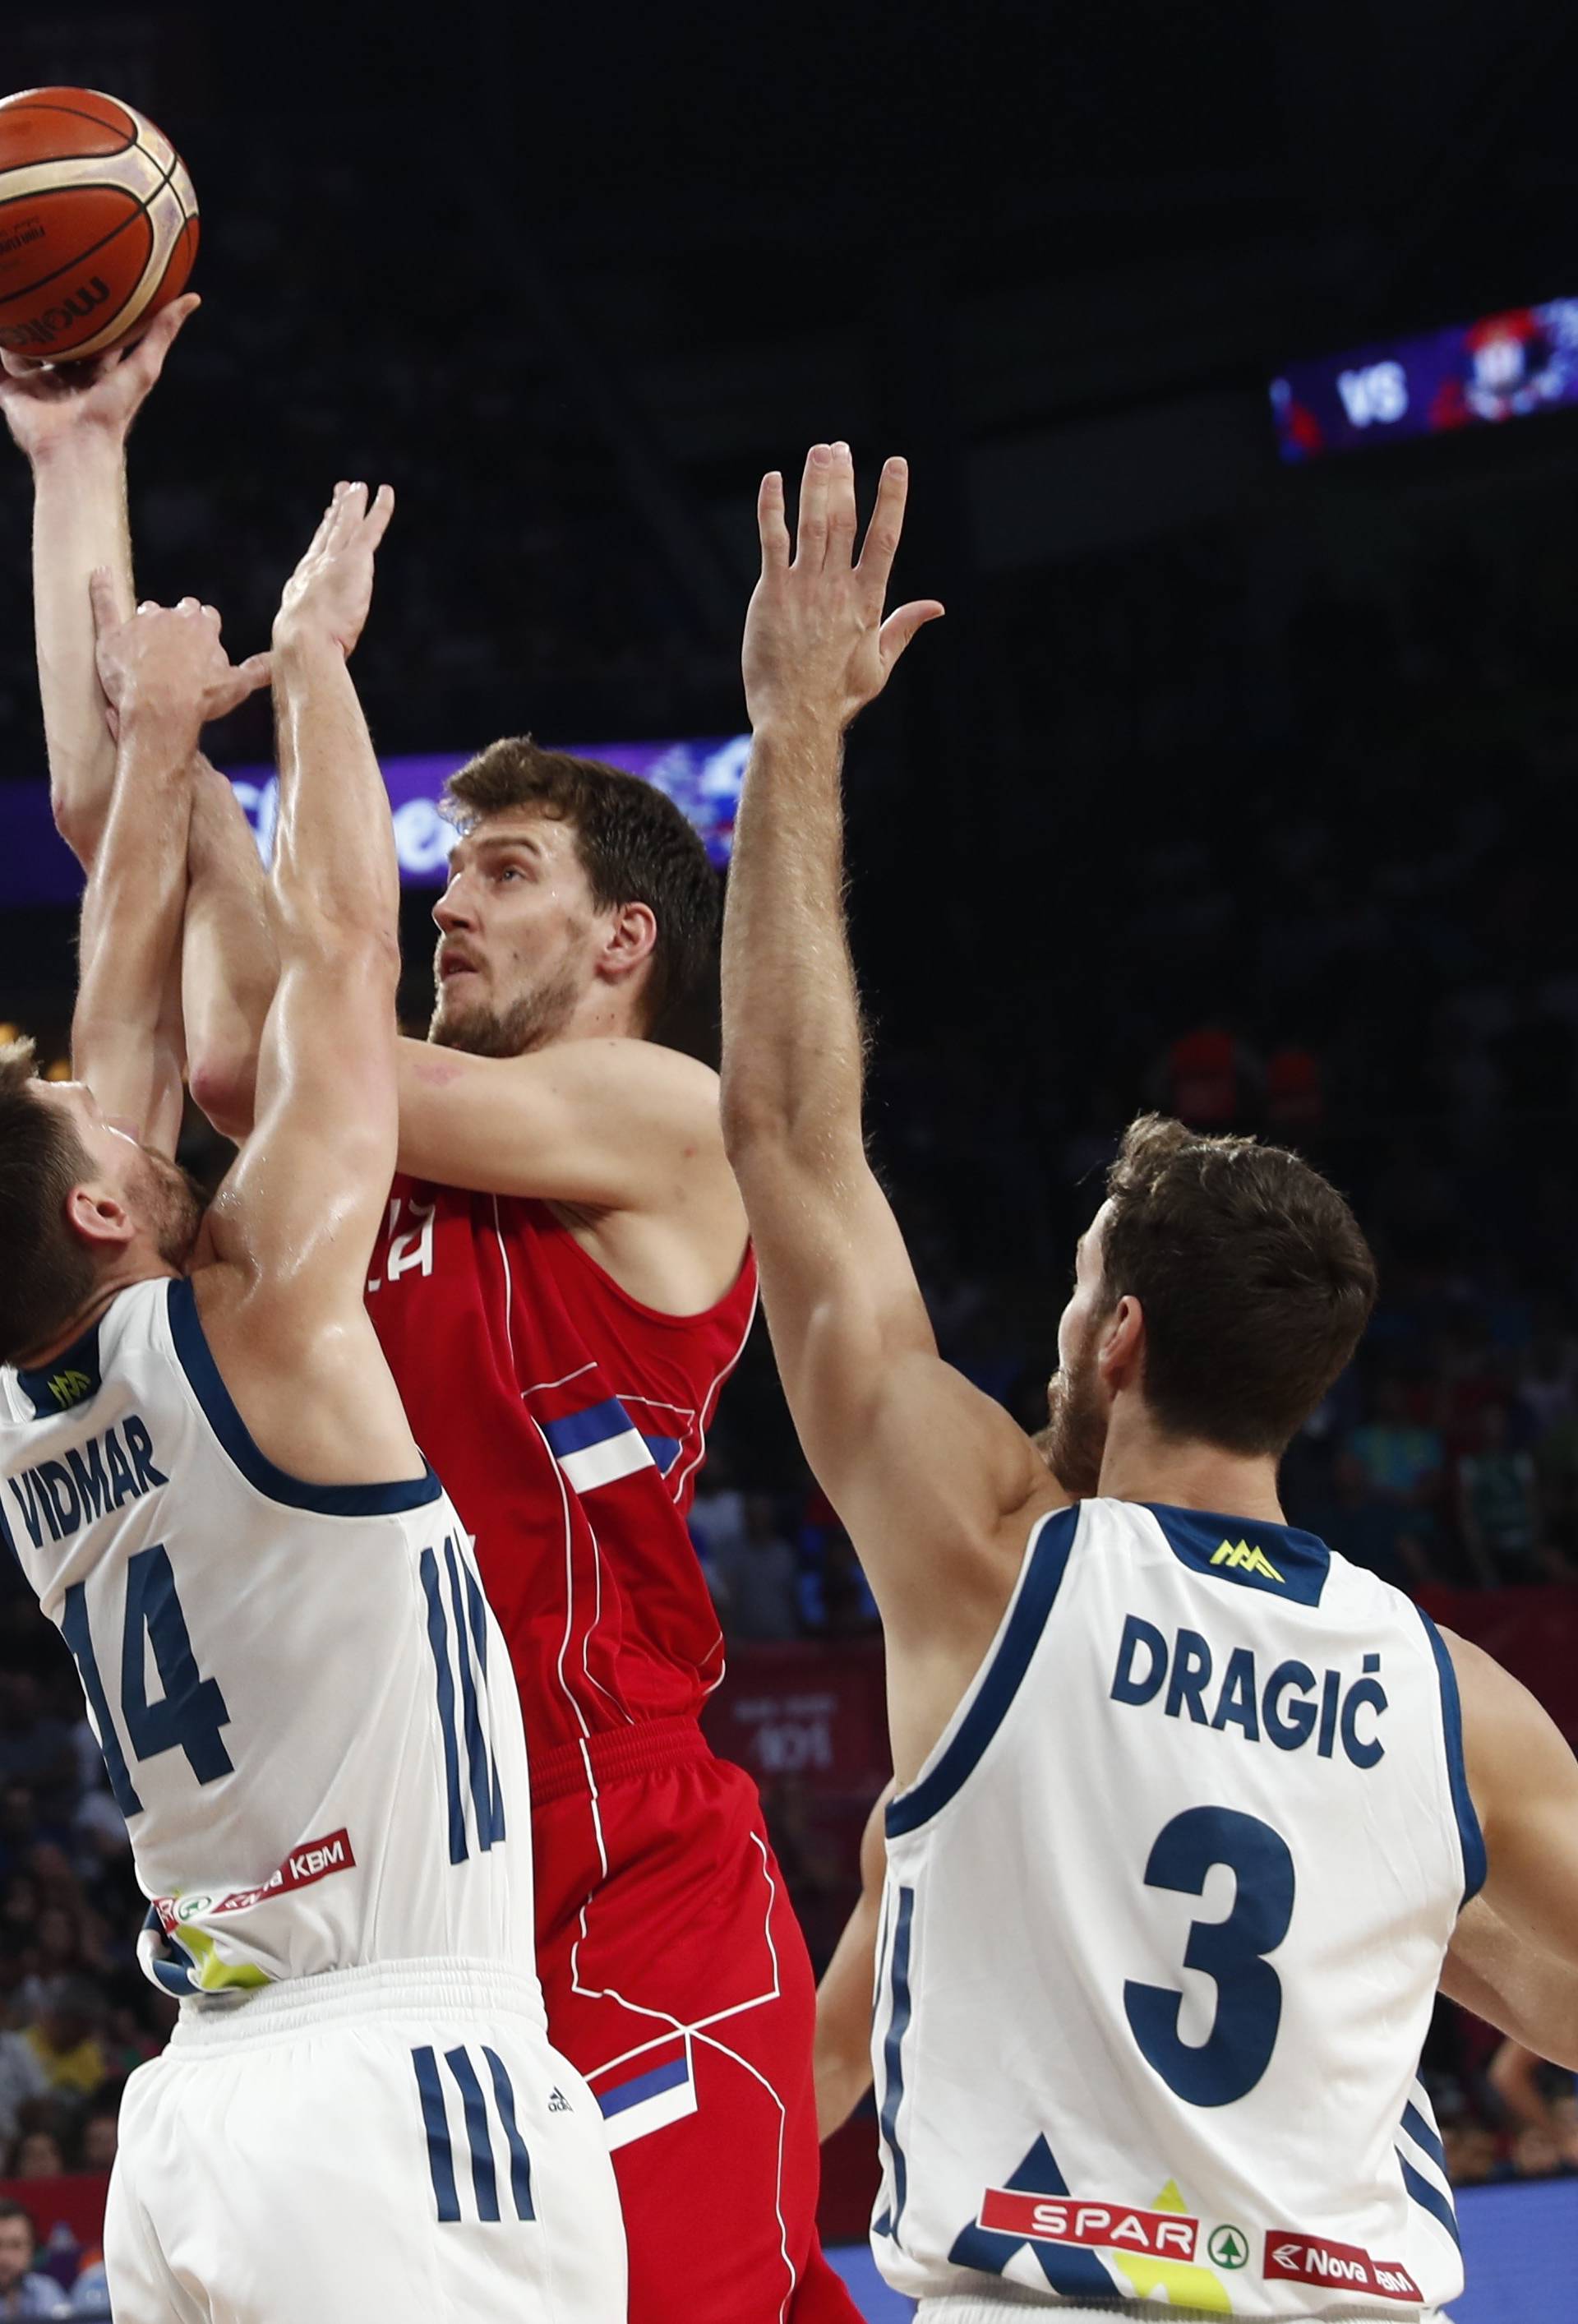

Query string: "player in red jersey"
[3, 316, 860, 2324]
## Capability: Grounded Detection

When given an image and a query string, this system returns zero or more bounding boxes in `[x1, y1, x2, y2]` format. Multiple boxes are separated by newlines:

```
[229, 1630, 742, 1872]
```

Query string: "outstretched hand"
[90, 575, 271, 747]
[0, 294, 201, 464]
[275, 480, 395, 658]
[741, 442, 944, 734]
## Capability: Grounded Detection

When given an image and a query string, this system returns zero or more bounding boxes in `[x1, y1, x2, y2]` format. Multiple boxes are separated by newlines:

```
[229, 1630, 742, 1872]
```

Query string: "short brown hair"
[445, 738, 720, 1032]
[1100, 1113, 1376, 1456]
[0, 1042, 95, 1365]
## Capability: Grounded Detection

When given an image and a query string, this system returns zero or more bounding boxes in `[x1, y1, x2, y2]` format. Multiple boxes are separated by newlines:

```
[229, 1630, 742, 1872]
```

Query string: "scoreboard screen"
[1270, 298, 1578, 461]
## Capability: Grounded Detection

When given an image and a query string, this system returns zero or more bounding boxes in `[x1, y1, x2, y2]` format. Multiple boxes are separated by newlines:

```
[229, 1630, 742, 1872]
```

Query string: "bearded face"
[1041, 1307, 1110, 1498]
[428, 954, 584, 1058]
[1041, 1204, 1119, 1497]
[130, 1144, 206, 1271]
[428, 813, 606, 1060]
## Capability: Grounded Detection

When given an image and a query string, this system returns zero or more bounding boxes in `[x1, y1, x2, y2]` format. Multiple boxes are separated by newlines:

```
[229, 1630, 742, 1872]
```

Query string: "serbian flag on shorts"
[593, 2032, 698, 2151]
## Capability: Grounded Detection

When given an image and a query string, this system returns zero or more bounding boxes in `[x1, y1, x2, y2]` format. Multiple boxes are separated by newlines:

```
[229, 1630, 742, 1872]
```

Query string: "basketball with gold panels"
[0, 86, 197, 362]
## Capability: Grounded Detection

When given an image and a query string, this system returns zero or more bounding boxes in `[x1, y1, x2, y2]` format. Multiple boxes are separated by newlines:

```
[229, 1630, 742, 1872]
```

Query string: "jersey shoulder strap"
[888, 1503, 1082, 1838]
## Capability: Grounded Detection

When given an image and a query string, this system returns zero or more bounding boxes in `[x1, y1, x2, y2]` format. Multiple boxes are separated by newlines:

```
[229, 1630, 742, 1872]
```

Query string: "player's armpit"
[395, 1034, 745, 1221]
[1452, 1629, 1578, 2019]
[1440, 1896, 1578, 2072]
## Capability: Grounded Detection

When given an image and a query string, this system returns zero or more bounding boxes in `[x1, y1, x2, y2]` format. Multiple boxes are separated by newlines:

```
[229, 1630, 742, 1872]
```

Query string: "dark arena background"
[2, 3, 1577, 2317]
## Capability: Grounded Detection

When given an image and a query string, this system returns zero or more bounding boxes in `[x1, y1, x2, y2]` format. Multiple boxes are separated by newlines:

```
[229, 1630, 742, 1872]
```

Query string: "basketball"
[0, 86, 197, 363]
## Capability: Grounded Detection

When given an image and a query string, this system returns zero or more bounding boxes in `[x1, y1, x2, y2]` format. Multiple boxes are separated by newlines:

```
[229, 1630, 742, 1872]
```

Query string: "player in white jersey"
[0, 488, 623, 2322]
[717, 440, 1578, 2322]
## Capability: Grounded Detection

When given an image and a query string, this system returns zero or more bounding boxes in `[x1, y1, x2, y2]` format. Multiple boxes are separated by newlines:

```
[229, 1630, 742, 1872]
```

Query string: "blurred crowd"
[0, 1647, 161, 2310]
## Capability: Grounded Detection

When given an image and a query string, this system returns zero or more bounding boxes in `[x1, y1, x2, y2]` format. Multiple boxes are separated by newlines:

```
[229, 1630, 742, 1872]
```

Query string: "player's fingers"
[878, 598, 946, 677]
[0, 349, 47, 379]
[302, 490, 343, 562]
[856, 456, 911, 598]
[757, 471, 790, 572]
[233, 650, 272, 696]
[130, 293, 200, 375]
[328, 481, 369, 551]
[175, 596, 202, 616]
[825, 441, 858, 570]
[794, 443, 833, 570]
[360, 483, 395, 551]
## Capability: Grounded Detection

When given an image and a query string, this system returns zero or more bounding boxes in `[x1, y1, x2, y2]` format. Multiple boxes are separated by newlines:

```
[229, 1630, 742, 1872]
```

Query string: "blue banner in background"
[1271, 296, 1578, 460]
[0, 734, 750, 908]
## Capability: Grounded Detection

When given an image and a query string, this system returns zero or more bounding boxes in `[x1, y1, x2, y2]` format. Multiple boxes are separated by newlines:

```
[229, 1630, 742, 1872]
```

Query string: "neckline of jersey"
[1140, 1499, 1332, 1569]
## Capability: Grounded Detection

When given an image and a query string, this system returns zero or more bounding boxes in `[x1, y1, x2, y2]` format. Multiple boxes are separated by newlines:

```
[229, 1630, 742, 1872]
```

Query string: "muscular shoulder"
[184, 1257, 422, 1485]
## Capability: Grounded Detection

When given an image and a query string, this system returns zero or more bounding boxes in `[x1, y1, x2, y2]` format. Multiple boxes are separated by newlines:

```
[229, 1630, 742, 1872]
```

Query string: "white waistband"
[169, 1956, 547, 2052]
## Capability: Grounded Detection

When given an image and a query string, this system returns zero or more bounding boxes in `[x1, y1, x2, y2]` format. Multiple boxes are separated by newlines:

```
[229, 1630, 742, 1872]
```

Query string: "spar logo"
[977, 2191, 1198, 2262]
[1266, 2231, 1423, 2303]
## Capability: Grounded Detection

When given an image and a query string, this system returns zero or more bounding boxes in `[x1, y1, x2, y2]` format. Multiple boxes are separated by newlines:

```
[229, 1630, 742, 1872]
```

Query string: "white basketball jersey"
[872, 1498, 1483, 2317]
[0, 1276, 537, 2010]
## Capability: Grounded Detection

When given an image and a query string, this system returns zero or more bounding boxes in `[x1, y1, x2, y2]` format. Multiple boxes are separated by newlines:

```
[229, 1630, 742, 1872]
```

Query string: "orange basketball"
[0, 87, 197, 363]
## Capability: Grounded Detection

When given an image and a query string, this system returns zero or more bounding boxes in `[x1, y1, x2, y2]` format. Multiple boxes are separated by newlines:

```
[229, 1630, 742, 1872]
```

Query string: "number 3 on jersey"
[1124, 1805, 1295, 2107]
[61, 1544, 233, 1819]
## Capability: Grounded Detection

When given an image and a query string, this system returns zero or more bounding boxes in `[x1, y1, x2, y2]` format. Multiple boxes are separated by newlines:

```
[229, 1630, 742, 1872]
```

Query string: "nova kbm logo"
[49, 1369, 93, 1410]
[1210, 1540, 1284, 1584]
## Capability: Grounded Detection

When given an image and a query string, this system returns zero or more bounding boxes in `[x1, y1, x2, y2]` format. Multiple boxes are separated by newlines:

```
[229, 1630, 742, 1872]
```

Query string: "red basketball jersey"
[365, 1176, 759, 1758]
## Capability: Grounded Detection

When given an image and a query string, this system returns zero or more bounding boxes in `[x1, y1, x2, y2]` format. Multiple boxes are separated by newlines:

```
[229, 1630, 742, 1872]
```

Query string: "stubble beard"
[1040, 1333, 1110, 1500]
[136, 1148, 206, 1272]
[427, 960, 584, 1060]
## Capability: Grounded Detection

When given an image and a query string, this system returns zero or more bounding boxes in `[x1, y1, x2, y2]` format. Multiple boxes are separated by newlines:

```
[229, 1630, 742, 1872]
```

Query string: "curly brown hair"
[1100, 1112, 1377, 1456]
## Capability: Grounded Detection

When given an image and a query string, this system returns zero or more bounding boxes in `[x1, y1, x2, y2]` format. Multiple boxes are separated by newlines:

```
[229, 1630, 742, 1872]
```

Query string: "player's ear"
[64, 1181, 136, 1250]
[1100, 1295, 1146, 1398]
[600, 900, 658, 982]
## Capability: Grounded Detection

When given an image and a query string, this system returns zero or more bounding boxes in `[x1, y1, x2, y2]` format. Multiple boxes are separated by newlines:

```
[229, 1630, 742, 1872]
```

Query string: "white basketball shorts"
[104, 1957, 626, 2323]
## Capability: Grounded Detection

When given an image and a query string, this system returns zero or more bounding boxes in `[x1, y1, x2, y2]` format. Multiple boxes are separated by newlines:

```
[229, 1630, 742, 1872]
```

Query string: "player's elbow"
[52, 790, 103, 872]
[188, 1049, 257, 1146]
[275, 904, 403, 988]
[722, 1083, 854, 1183]
[720, 1074, 791, 1165]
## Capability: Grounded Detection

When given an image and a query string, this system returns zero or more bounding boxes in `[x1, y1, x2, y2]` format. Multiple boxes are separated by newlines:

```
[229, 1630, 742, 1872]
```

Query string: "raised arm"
[196, 483, 421, 1487]
[0, 297, 199, 863]
[720, 446, 1055, 1717]
[76, 584, 269, 1153]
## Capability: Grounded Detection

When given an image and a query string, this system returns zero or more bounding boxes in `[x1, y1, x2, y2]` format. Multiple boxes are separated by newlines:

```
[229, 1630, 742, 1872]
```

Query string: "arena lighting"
[1270, 296, 1578, 460]
[0, 736, 750, 909]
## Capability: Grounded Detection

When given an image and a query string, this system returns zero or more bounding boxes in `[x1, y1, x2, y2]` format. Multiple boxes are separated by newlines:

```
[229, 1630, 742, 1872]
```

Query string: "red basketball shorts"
[530, 1717, 861, 2324]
